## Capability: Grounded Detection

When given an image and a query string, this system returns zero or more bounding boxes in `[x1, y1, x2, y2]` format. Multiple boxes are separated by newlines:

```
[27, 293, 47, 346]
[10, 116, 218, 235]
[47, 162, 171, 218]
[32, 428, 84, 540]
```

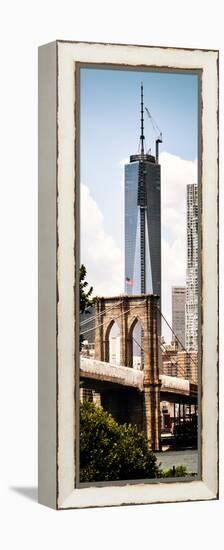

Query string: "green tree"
[80, 265, 94, 349]
[80, 264, 94, 314]
[80, 401, 159, 482]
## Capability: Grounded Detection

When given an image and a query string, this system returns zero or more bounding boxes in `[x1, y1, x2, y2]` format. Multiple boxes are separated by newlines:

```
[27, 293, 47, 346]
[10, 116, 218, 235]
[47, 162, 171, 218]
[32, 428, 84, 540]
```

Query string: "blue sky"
[80, 67, 198, 338]
[80, 67, 198, 246]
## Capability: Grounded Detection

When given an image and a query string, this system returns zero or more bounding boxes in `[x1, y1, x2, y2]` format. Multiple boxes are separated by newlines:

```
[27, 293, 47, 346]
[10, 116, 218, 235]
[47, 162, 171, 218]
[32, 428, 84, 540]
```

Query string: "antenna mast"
[140, 83, 145, 155]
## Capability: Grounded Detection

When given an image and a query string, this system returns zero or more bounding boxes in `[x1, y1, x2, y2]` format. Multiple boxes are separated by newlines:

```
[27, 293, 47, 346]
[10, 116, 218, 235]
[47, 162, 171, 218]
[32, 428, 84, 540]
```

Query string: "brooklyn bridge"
[80, 294, 198, 451]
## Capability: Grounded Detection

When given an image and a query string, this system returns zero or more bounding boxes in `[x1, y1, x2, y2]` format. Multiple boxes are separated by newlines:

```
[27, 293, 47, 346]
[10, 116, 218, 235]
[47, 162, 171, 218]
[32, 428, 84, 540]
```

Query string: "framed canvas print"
[38, 41, 219, 509]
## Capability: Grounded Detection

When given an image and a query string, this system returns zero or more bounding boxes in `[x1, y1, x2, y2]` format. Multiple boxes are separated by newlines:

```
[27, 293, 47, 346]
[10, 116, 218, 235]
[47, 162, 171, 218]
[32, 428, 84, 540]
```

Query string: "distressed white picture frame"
[38, 40, 219, 509]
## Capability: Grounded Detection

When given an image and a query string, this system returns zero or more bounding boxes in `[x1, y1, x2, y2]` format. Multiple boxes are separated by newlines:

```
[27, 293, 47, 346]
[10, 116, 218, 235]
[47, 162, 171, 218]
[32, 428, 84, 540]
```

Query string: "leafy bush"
[80, 401, 159, 482]
[158, 464, 188, 478]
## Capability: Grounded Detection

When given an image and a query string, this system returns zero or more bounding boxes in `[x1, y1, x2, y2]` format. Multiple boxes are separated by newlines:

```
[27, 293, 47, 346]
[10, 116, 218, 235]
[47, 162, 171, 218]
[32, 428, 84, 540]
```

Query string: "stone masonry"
[94, 294, 161, 451]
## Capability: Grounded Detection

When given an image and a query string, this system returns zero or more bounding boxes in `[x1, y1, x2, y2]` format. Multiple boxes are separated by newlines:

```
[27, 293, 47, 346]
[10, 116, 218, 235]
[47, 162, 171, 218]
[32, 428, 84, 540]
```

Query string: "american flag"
[125, 277, 133, 286]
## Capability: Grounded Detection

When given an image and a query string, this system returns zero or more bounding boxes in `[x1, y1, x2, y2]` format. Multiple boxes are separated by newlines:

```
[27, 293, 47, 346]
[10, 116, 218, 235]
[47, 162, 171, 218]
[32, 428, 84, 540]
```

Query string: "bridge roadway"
[80, 357, 197, 403]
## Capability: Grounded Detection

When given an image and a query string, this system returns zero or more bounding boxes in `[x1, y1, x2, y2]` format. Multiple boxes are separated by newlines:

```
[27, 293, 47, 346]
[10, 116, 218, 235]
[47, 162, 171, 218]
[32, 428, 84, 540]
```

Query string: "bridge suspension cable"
[80, 301, 198, 381]
[159, 340, 188, 380]
[132, 334, 189, 380]
[80, 302, 162, 337]
[80, 304, 146, 337]
[80, 300, 123, 327]
[156, 304, 198, 370]
[80, 300, 197, 362]
[81, 301, 160, 329]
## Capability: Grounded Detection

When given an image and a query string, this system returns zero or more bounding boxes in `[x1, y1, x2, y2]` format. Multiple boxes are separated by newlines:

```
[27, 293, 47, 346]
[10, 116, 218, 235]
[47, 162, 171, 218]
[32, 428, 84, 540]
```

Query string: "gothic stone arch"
[94, 294, 161, 450]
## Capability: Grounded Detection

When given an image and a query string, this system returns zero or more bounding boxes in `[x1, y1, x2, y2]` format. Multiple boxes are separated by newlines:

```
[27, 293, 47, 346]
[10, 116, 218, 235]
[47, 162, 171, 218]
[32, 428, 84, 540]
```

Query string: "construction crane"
[145, 106, 163, 162]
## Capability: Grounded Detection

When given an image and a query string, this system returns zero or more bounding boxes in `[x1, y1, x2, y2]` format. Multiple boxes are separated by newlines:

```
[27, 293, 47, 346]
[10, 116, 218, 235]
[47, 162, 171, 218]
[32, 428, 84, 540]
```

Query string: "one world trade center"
[124, 83, 162, 312]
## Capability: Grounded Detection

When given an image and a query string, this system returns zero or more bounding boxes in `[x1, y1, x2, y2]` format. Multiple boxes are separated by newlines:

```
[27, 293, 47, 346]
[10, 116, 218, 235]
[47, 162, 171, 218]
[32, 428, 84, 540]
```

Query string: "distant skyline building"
[162, 349, 198, 383]
[172, 286, 186, 349]
[186, 184, 198, 352]
[124, 84, 162, 307]
[109, 335, 120, 365]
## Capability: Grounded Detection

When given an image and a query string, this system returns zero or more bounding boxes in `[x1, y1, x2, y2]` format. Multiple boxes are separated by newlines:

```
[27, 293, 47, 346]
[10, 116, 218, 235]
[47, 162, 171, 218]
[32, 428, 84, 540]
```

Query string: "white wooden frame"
[38, 41, 219, 509]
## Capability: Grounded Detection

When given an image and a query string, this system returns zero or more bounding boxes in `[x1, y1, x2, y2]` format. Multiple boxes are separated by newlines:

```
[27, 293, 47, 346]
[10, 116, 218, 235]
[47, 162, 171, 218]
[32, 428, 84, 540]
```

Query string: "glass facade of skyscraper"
[124, 156, 161, 302]
[124, 162, 140, 294]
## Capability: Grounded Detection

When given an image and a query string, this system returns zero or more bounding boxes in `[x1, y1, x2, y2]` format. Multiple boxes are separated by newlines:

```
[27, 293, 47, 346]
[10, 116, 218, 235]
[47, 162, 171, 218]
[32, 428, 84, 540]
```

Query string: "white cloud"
[160, 152, 197, 340]
[81, 152, 197, 342]
[81, 184, 123, 296]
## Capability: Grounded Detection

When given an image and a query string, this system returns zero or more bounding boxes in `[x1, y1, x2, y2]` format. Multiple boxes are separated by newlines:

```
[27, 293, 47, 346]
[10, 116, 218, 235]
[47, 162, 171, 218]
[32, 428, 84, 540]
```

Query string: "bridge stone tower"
[94, 294, 161, 450]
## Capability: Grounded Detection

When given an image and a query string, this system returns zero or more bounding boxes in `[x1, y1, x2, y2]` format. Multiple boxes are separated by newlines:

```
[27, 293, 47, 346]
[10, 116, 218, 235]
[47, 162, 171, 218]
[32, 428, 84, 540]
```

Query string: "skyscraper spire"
[140, 82, 145, 155]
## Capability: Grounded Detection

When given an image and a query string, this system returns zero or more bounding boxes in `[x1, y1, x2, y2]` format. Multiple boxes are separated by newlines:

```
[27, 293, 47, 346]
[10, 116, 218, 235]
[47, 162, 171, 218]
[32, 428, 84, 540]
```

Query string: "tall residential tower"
[124, 84, 162, 305]
[185, 183, 198, 351]
[172, 286, 186, 349]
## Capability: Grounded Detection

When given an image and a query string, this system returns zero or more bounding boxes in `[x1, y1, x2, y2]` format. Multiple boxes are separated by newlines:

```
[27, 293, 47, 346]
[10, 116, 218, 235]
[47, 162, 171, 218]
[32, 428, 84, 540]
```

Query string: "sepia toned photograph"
[78, 65, 200, 484]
